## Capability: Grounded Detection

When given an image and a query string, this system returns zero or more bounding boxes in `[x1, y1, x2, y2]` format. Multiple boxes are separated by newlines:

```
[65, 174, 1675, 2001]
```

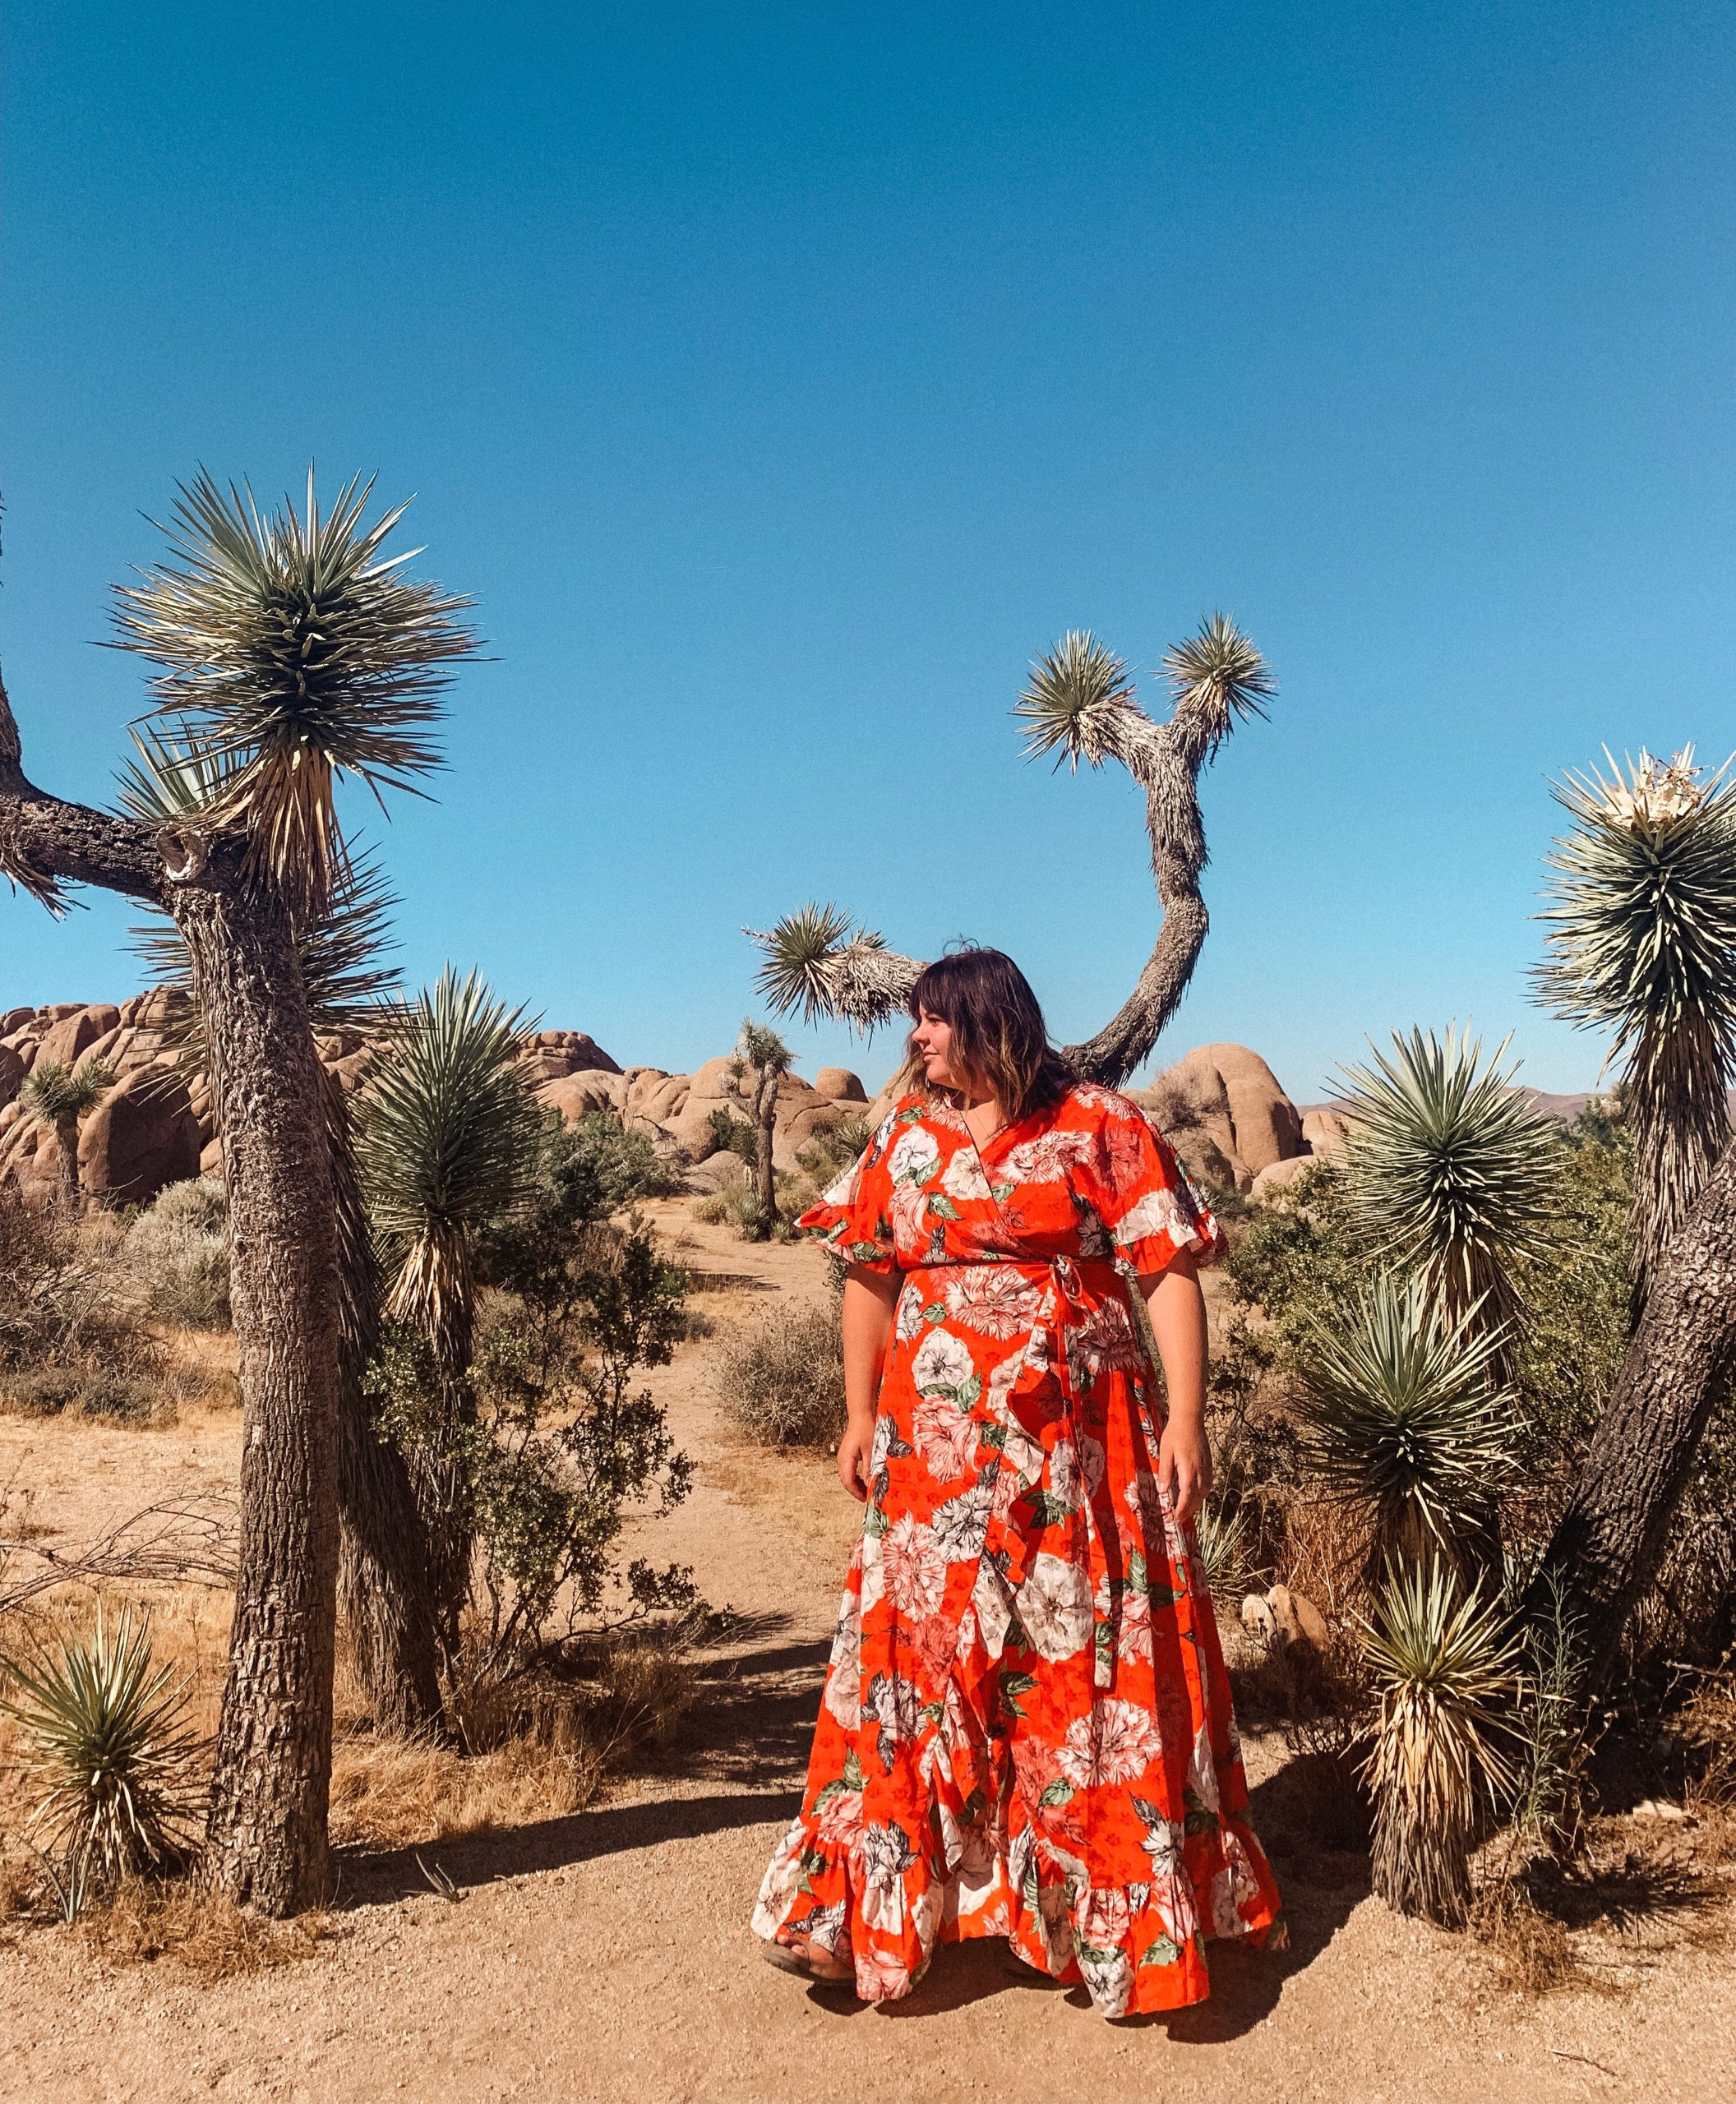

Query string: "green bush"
[124, 1176, 231, 1330]
[706, 1107, 757, 1165]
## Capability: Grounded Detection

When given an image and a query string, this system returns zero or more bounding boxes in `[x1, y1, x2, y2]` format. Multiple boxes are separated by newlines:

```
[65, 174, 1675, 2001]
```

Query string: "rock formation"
[0, 994, 1327, 1216]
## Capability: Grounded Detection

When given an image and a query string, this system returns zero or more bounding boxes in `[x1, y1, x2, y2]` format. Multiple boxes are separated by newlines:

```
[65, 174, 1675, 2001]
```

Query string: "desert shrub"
[707, 1107, 758, 1165]
[368, 1117, 698, 1677]
[550, 1107, 686, 1208]
[716, 1280, 846, 1448]
[795, 1115, 870, 1184]
[124, 1177, 230, 1330]
[0, 1366, 169, 1428]
[0, 1186, 137, 1372]
[694, 1168, 811, 1242]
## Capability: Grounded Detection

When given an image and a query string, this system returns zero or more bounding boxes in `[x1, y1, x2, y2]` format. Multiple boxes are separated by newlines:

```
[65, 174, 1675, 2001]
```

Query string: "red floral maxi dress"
[752, 1082, 1284, 2019]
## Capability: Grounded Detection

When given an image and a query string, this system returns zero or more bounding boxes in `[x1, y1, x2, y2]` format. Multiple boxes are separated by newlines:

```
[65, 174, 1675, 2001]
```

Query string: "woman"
[753, 948, 1283, 2020]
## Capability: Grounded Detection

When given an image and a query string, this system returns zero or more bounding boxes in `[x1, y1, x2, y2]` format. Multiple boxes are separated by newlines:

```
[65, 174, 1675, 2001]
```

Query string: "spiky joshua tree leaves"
[358, 967, 544, 1662]
[1297, 1275, 1514, 1580]
[1339, 1026, 1558, 1354]
[1535, 747, 1736, 1303]
[751, 613, 1276, 1082]
[111, 469, 475, 924]
[0, 468, 480, 1912]
[19, 1056, 116, 1215]
[1360, 1559, 1518, 1926]
[0, 1605, 202, 1894]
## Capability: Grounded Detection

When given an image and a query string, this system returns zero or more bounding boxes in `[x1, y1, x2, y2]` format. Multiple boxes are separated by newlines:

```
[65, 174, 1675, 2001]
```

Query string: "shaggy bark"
[1062, 719, 1212, 1088]
[1525, 1134, 1736, 1688]
[2, 668, 345, 1913]
[323, 1069, 444, 1732]
[751, 1065, 779, 1238]
[51, 1113, 80, 1215]
[176, 884, 341, 1911]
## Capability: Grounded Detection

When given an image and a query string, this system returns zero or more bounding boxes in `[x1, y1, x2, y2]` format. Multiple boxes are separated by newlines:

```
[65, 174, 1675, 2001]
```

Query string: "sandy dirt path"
[2, 1203, 1733, 2104]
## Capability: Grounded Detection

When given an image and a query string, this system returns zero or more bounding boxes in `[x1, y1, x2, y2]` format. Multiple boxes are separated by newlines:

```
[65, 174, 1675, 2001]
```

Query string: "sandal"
[760, 1940, 854, 1986]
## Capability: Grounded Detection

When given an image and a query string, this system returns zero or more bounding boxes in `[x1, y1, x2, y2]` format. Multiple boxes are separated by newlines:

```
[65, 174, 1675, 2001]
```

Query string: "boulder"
[773, 1097, 863, 1171]
[1136, 1044, 1304, 1190]
[1301, 1107, 1350, 1158]
[686, 1148, 749, 1195]
[1250, 1155, 1315, 1203]
[78, 1066, 205, 1207]
[0, 1042, 22, 1108]
[813, 1067, 868, 1103]
[538, 1072, 625, 1123]
[37, 1004, 120, 1071]
[0, 1007, 34, 1036]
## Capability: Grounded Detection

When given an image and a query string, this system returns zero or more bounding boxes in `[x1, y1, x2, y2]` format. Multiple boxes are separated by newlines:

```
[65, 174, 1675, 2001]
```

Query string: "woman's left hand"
[1157, 1416, 1212, 1527]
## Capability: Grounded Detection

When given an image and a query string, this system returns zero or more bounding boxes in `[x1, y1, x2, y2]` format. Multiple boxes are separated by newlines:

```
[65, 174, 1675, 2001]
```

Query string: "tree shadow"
[338, 1788, 801, 1908]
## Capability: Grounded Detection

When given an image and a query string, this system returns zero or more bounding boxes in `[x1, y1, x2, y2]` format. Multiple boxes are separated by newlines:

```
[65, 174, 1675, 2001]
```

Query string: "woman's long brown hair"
[896, 948, 1076, 1124]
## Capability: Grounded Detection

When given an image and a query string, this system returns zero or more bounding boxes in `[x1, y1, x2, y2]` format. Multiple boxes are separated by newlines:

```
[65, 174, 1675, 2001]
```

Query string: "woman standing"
[753, 949, 1282, 2019]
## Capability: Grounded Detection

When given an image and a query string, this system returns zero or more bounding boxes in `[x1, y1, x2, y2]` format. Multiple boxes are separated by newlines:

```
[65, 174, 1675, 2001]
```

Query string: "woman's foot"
[761, 1939, 853, 1986]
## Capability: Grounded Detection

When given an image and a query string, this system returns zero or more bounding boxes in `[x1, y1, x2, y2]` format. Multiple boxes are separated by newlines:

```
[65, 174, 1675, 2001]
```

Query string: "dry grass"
[76, 1879, 330, 1979]
[330, 1624, 699, 1854]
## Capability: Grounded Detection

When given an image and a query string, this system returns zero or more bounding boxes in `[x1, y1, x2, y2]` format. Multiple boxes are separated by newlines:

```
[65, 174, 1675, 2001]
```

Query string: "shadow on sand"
[336, 1625, 1369, 2047]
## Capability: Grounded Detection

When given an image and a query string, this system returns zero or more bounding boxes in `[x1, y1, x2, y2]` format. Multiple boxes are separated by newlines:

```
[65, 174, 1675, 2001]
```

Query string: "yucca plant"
[0, 1605, 203, 1889]
[1361, 1559, 1519, 1925]
[751, 611, 1276, 1086]
[20, 1057, 117, 1215]
[1193, 1499, 1253, 1608]
[358, 967, 543, 1656]
[111, 469, 478, 923]
[1340, 1026, 1559, 1350]
[1535, 747, 1736, 1305]
[1297, 1274, 1515, 1580]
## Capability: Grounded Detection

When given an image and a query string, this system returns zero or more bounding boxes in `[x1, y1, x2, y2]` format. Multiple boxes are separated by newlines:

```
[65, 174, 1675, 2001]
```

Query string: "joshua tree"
[19, 1056, 116, 1215]
[356, 967, 543, 1663]
[0, 468, 478, 1911]
[121, 746, 444, 1733]
[1337, 1026, 1559, 1361]
[1523, 749, 1736, 1685]
[725, 1020, 794, 1238]
[750, 614, 1274, 1085]
[1535, 748, 1736, 1306]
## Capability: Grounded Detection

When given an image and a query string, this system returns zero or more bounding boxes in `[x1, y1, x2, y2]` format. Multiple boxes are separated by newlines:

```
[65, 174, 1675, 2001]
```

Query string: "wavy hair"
[896, 948, 1075, 1123]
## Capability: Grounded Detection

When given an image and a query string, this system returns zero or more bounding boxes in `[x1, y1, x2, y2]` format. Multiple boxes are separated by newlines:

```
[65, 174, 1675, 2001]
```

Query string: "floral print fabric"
[752, 1082, 1283, 2019]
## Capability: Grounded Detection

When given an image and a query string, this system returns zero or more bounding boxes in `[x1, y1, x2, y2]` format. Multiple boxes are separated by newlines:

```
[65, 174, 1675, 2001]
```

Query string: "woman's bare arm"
[838, 1266, 899, 1501]
[1138, 1248, 1212, 1525]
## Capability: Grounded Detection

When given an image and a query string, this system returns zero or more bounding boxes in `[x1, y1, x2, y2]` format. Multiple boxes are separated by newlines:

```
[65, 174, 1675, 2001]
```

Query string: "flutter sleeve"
[794, 1110, 901, 1273]
[1085, 1093, 1226, 1273]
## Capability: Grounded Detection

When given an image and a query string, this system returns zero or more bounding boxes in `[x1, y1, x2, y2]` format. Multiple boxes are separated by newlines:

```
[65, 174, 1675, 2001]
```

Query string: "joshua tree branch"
[0, 668, 212, 908]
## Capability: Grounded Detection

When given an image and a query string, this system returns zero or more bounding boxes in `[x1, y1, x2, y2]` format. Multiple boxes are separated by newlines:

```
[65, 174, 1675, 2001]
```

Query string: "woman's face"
[911, 1007, 969, 1093]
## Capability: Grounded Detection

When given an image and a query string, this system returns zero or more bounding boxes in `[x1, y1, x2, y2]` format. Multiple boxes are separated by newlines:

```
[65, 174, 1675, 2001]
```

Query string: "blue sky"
[3, 2, 1733, 1099]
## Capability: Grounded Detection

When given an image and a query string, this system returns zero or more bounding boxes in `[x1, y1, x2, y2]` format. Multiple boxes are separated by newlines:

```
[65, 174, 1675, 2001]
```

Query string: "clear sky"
[3, 2, 1733, 1100]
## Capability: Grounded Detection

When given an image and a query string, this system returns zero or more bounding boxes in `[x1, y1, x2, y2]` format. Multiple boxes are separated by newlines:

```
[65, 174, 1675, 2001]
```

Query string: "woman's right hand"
[837, 1413, 875, 1502]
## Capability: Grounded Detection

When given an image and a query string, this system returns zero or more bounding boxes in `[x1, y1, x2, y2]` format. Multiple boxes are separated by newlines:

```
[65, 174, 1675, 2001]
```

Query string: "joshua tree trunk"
[174, 885, 342, 1910]
[752, 1068, 778, 1239]
[1064, 843, 1208, 1087]
[322, 1069, 444, 1733]
[53, 1113, 80, 1215]
[2, 671, 345, 1914]
[1524, 1134, 1736, 1691]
